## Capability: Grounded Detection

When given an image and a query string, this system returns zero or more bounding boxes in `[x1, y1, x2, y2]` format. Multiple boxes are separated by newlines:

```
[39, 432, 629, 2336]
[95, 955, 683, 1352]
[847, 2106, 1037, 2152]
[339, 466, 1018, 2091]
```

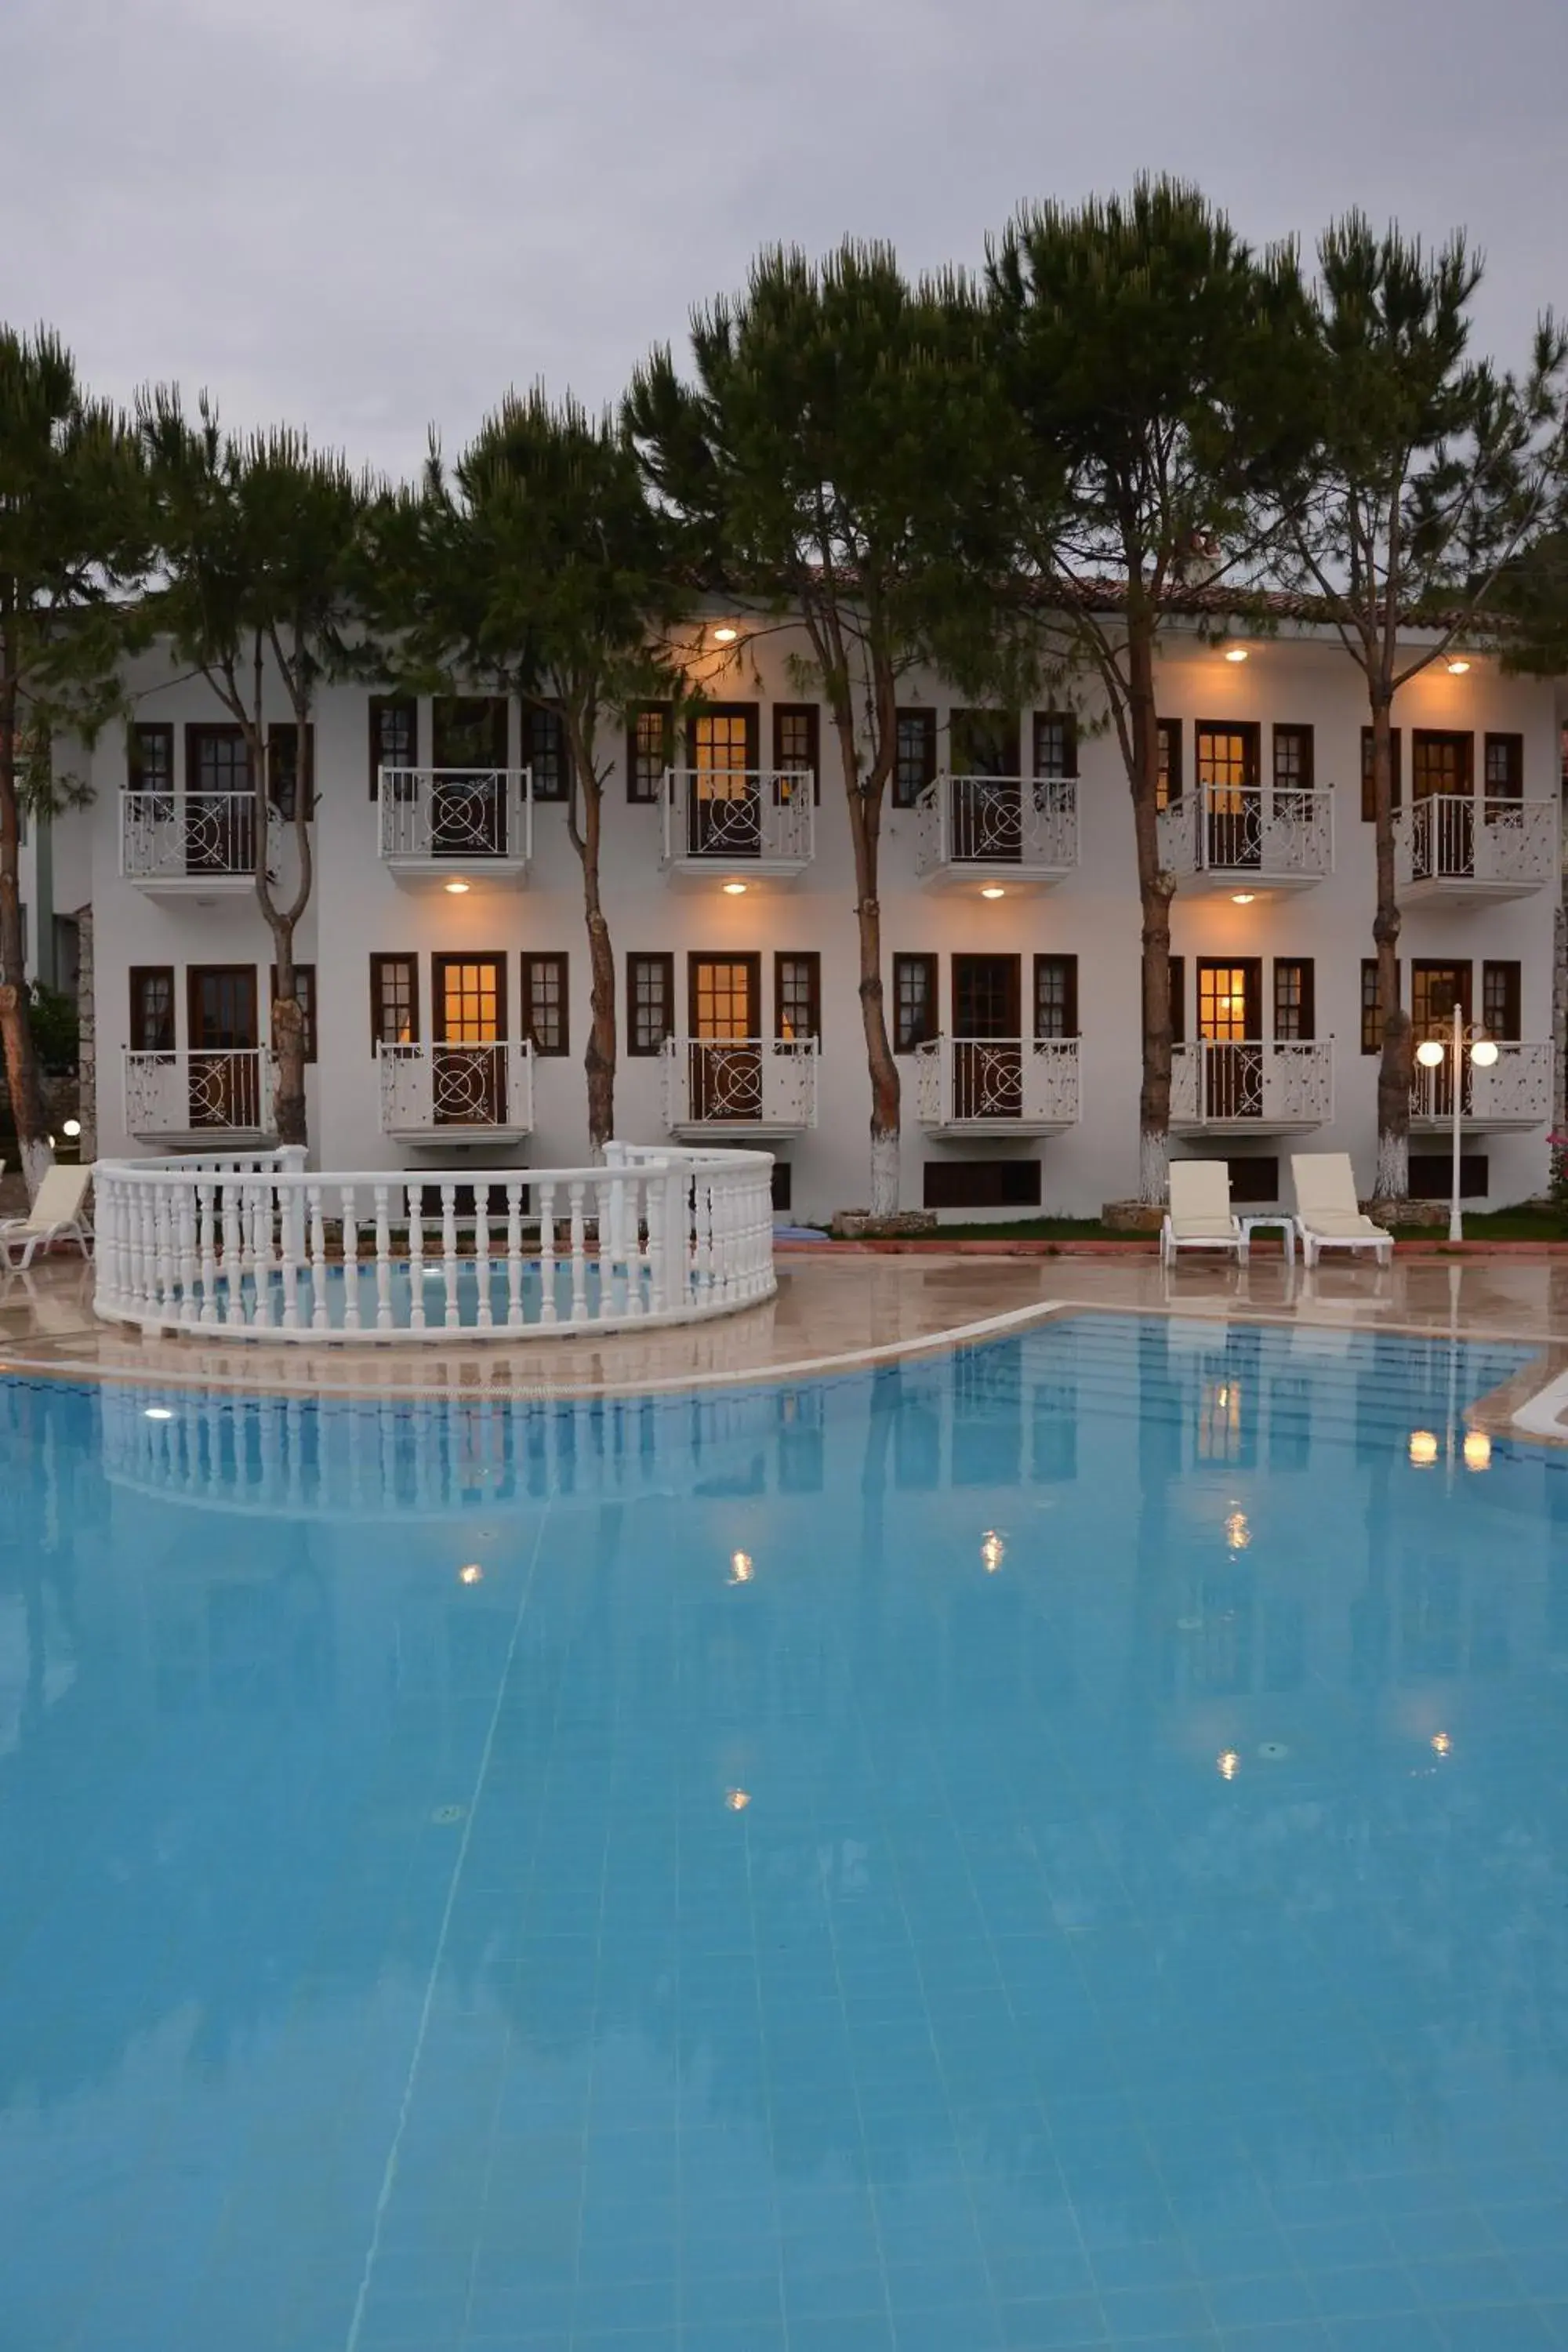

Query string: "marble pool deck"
[5, 1248, 1568, 1433]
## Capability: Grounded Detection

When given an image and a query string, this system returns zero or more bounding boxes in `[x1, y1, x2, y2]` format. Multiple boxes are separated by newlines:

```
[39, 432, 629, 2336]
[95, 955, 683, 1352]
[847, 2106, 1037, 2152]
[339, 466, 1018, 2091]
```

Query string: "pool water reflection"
[2, 1315, 1568, 2352]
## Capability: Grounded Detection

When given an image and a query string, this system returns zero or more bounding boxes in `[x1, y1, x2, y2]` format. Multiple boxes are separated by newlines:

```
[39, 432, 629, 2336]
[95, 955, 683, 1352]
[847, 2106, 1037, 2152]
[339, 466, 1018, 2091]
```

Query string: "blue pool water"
[3, 1314, 1568, 2352]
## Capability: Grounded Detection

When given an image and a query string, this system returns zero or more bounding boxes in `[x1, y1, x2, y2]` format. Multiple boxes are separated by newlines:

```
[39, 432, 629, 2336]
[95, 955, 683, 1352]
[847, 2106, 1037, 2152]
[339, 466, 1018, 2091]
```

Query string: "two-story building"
[72, 612, 1565, 1221]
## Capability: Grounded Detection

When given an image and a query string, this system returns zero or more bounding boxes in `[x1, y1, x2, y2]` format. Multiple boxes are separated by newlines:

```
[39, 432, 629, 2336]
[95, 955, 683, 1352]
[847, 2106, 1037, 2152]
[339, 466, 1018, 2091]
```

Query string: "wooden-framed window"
[1196, 721, 1261, 799]
[1360, 727, 1403, 820]
[949, 709, 1019, 778]
[369, 953, 419, 1049]
[1412, 959, 1471, 1037]
[1272, 958, 1316, 1042]
[1272, 725, 1314, 794]
[369, 695, 417, 797]
[267, 723, 314, 821]
[433, 695, 507, 771]
[1033, 954, 1079, 1039]
[269, 963, 318, 1062]
[1032, 711, 1078, 779]
[772, 705, 820, 804]
[626, 703, 671, 805]
[1361, 958, 1401, 1055]
[893, 709, 938, 809]
[1411, 730, 1473, 803]
[524, 705, 568, 802]
[1483, 733, 1523, 801]
[627, 953, 674, 1056]
[1481, 959, 1522, 1042]
[521, 953, 569, 1056]
[186, 722, 251, 795]
[892, 953, 938, 1052]
[1156, 719, 1182, 811]
[127, 722, 173, 794]
[775, 953, 821, 1044]
[129, 966, 176, 1052]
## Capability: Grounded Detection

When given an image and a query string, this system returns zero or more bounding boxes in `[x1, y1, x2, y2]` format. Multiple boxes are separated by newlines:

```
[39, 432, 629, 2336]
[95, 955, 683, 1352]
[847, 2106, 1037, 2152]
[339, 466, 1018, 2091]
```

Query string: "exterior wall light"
[1230, 891, 1255, 905]
[1446, 658, 1471, 674]
[444, 880, 470, 895]
[713, 625, 740, 644]
[981, 885, 1006, 900]
[722, 880, 747, 896]
[1222, 647, 1249, 663]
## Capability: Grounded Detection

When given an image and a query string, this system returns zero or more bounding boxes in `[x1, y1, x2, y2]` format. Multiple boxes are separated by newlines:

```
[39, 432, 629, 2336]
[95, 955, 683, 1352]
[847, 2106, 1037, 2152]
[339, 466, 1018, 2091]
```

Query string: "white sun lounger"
[1161, 1160, 1247, 1265]
[0, 1163, 94, 1271]
[1290, 1154, 1393, 1269]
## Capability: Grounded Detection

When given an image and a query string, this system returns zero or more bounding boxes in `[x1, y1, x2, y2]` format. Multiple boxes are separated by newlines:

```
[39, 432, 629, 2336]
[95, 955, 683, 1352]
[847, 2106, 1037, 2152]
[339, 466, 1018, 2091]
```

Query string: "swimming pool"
[2, 1314, 1566, 2352]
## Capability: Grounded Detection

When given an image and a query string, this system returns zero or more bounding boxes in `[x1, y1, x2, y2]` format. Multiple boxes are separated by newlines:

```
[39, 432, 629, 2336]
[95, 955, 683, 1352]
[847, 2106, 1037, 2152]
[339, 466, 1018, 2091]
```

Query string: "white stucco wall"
[72, 621, 1563, 1220]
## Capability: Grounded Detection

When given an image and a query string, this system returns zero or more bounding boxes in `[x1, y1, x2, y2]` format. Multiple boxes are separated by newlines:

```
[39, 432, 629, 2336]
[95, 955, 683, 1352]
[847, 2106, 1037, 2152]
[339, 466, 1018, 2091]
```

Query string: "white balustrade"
[119, 789, 275, 885]
[660, 1038, 819, 1131]
[376, 1040, 536, 1135]
[915, 1037, 1080, 1129]
[376, 768, 534, 866]
[92, 1142, 776, 1344]
[1170, 1040, 1334, 1128]
[1410, 1040, 1552, 1127]
[124, 1049, 273, 1140]
[661, 770, 815, 870]
[1396, 796, 1558, 891]
[1157, 785, 1334, 883]
[916, 775, 1078, 878]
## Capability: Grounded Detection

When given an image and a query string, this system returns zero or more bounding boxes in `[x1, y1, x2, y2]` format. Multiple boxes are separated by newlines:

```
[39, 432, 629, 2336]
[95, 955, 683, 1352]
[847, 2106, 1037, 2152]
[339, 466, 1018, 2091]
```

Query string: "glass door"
[952, 954, 1022, 1118]
[688, 954, 761, 1120]
[688, 708, 760, 858]
[1197, 960, 1263, 1120]
[187, 965, 260, 1128]
[430, 699, 509, 855]
[949, 710, 1021, 862]
[1197, 724, 1260, 869]
[433, 955, 506, 1124]
[1413, 960, 1472, 1117]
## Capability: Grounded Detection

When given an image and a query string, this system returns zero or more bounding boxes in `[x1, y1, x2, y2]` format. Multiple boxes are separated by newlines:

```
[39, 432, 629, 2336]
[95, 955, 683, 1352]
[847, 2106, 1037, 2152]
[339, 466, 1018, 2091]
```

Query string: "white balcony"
[1170, 1040, 1334, 1135]
[1396, 797, 1558, 904]
[1410, 1040, 1552, 1133]
[660, 770, 815, 886]
[916, 1037, 1081, 1135]
[1158, 784, 1334, 896]
[120, 790, 277, 898]
[661, 1038, 819, 1136]
[916, 775, 1077, 894]
[124, 1050, 274, 1145]
[377, 768, 533, 887]
[376, 1040, 535, 1145]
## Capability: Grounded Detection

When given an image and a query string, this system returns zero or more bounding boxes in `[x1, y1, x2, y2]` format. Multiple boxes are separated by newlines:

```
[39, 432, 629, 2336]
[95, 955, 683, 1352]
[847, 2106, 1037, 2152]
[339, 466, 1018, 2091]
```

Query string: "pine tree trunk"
[0, 669, 51, 1200]
[1128, 625, 1174, 1207]
[1370, 694, 1410, 1200]
[579, 778, 615, 1160]
[844, 736, 899, 1218]
[267, 931, 308, 1151]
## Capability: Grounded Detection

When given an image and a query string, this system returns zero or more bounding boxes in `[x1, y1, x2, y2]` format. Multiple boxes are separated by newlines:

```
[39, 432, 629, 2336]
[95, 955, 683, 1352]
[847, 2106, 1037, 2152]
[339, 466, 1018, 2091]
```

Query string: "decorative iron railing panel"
[1170, 1040, 1334, 1127]
[121, 790, 270, 882]
[1156, 785, 1334, 880]
[124, 1050, 272, 1138]
[915, 1037, 1080, 1126]
[661, 1039, 819, 1128]
[661, 770, 815, 866]
[377, 768, 533, 862]
[916, 775, 1078, 875]
[1410, 1040, 1551, 1124]
[1397, 795, 1557, 888]
[376, 1041, 536, 1134]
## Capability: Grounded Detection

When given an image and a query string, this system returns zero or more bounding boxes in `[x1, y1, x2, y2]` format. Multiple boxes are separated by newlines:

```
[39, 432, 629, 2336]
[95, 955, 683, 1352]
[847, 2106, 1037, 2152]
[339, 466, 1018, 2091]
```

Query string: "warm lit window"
[1156, 719, 1181, 811]
[370, 954, 419, 1048]
[1412, 731, 1472, 803]
[893, 710, 937, 808]
[1033, 955, 1078, 1039]
[775, 953, 821, 1044]
[626, 704, 670, 805]
[1360, 727, 1403, 821]
[1412, 960, 1469, 1039]
[1196, 723, 1260, 805]
[627, 953, 674, 1056]
[521, 953, 569, 1056]
[892, 953, 938, 1051]
[1272, 959, 1315, 1042]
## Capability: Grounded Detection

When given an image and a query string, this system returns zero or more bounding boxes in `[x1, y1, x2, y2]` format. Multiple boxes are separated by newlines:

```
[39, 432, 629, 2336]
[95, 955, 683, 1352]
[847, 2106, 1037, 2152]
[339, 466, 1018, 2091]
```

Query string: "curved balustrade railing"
[93, 1142, 775, 1343]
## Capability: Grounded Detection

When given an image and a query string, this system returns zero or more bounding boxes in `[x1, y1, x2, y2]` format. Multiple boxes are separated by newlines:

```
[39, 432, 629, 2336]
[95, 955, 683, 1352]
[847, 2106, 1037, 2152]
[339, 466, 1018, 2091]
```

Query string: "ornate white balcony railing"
[660, 770, 815, 871]
[1410, 1040, 1552, 1127]
[376, 1040, 535, 1137]
[377, 768, 533, 866]
[1157, 785, 1334, 886]
[916, 775, 1078, 880]
[120, 789, 274, 885]
[1170, 1040, 1334, 1129]
[661, 1038, 819, 1131]
[124, 1049, 273, 1141]
[1396, 796, 1557, 893]
[93, 1141, 776, 1343]
[916, 1036, 1080, 1130]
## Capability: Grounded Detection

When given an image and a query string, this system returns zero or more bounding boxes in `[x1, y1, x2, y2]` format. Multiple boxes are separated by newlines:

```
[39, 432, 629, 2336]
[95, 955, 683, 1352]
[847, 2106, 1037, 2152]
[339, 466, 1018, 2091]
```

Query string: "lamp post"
[1414, 1004, 1499, 1243]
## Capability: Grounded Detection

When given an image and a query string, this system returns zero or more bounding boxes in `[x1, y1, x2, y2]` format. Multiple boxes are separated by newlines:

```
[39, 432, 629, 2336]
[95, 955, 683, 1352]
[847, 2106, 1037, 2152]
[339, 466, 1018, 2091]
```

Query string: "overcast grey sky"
[6, 0, 1565, 483]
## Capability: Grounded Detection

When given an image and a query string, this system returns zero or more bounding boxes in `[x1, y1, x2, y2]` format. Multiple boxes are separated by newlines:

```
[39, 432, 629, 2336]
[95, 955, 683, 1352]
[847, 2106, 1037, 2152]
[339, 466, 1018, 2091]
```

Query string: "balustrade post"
[538, 1181, 557, 1323]
[308, 1185, 329, 1330]
[198, 1181, 218, 1325]
[568, 1181, 588, 1324]
[505, 1181, 524, 1327]
[408, 1181, 426, 1329]
[474, 1182, 493, 1330]
[644, 1171, 666, 1318]
[340, 1185, 361, 1330]
[441, 1181, 460, 1330]
[374, 1185, 393, 1330]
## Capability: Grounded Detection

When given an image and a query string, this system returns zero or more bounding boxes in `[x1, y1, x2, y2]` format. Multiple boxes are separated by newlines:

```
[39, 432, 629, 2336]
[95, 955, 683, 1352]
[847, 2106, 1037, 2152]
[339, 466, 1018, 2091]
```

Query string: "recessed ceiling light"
[981, 885, 1006, 900]
[722, 880, 747, 895]
[1231, 891, 1255, 905]
[1223, 646, 1249, 664]
[713, 625, 739, 645]
[444, 879, 470, 895]
[1446, 658, 1471, 675]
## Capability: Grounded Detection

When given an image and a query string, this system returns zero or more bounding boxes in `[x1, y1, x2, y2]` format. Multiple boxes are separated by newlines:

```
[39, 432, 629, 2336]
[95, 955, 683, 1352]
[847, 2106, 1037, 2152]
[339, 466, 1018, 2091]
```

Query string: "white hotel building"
[71, 614, 1565, 1222]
